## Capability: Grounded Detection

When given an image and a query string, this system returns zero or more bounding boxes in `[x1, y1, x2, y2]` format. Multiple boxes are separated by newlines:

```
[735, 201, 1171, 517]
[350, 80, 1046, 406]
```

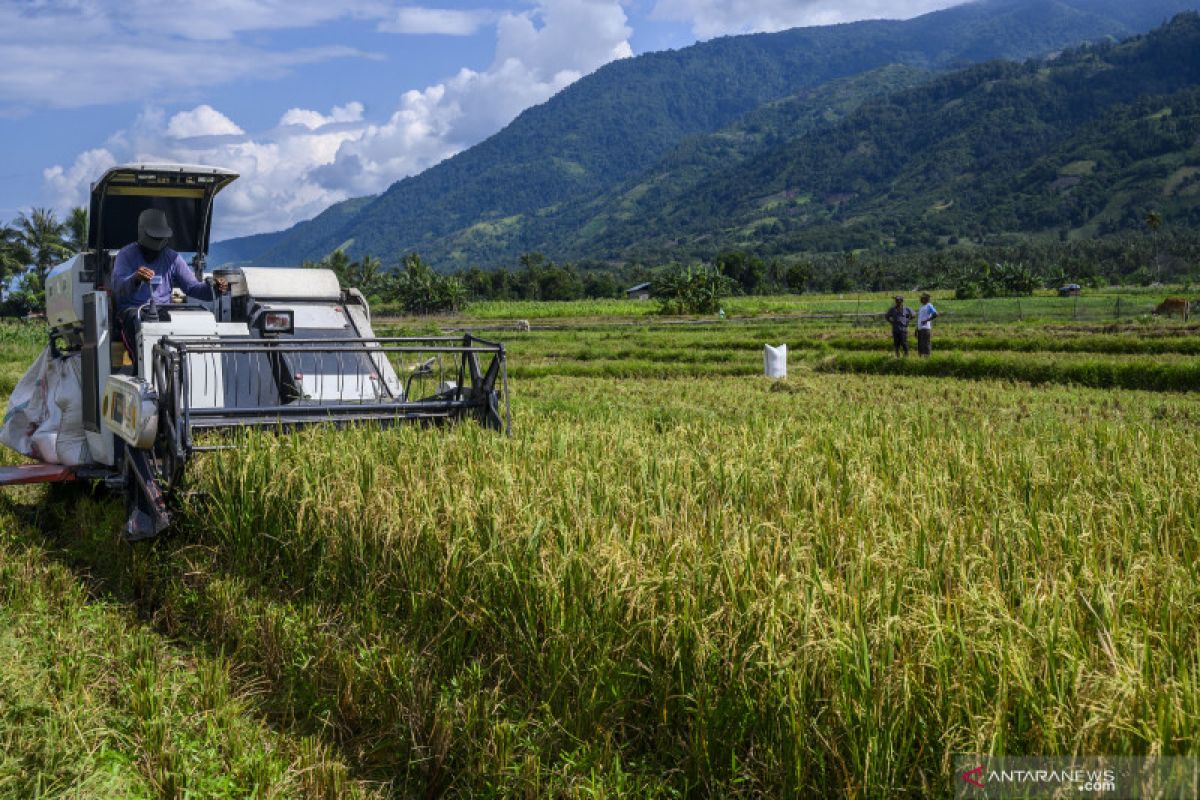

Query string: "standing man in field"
[884, 295, 916, 357]
[917, 293, 938, 357]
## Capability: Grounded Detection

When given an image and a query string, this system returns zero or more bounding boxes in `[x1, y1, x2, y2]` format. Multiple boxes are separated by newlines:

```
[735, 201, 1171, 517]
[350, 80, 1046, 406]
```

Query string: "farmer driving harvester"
[0, 163, 509, 540]
[111, 209, 229, 365]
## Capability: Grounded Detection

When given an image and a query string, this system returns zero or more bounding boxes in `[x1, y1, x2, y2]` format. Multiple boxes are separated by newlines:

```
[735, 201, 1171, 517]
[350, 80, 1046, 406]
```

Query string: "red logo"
[960, 765, 985, 788]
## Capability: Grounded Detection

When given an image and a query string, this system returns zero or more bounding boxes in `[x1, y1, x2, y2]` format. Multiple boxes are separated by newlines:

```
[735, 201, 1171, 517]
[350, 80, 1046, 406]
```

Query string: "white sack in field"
[764, 344, 787, 379]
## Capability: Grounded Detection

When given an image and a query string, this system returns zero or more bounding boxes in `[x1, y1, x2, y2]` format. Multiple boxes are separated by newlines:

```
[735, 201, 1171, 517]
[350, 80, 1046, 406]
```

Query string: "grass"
[816, 330, 1200, 356]
[21, 372, 1200, 796]
[1, 297, 1199, 796]
[400, 287, 1180, 323]
[0, 482, 380, 799]
[421, 318, 1200, 388]
[815, 351, 1200, 392]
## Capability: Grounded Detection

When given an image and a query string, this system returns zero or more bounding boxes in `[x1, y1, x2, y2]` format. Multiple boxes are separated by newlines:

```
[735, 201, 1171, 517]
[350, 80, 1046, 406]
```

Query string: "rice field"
[0, 459, 379, 798]
[1, 298, 1198, 797]
[441, 287, 1173, 323]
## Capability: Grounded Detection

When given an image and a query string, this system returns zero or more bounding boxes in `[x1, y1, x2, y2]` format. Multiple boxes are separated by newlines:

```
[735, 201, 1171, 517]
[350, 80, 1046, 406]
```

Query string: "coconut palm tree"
[66, 206, 88, 253]
[322, 248, 352, 283]
[1145, 210, 1163, 281]
[0, 222, 32, 286]
[17, 207, 70, 292]
[353, 254, 384, 296]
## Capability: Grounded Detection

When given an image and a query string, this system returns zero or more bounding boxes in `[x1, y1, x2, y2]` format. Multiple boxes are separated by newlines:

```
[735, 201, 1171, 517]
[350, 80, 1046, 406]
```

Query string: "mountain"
[213, 0, 1200, 269]
[209, 195, 373, 269]
[526, 64, 937, 258]
[583, 12, 1200, 260]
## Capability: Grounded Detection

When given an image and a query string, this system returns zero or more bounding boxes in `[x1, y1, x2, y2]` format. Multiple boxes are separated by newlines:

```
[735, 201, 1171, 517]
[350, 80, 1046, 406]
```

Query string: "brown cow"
[1153, 297, 1191, 320]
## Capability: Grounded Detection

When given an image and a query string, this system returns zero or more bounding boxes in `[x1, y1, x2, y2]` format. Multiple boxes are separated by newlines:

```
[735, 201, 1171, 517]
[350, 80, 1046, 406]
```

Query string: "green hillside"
[209, 195, 373, 267]
[582, 12, 1200, 261]
[213, 0, 1200, 269]
[530, 64, 936, 259]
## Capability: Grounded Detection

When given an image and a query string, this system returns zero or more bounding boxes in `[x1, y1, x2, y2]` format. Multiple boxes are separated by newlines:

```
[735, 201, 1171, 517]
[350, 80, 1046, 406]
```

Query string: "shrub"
[655, 264, 732, 315]
[954, 282, 982, 300]
[390, 253, 468, 314]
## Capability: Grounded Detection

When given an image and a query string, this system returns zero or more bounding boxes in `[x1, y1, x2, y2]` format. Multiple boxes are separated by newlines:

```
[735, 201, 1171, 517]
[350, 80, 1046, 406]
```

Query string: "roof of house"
[626, 282, 652, 292]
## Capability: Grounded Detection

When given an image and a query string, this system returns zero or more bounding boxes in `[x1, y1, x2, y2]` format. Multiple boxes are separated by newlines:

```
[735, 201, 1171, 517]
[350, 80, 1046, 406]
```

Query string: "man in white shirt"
[917, 292, 938, 357]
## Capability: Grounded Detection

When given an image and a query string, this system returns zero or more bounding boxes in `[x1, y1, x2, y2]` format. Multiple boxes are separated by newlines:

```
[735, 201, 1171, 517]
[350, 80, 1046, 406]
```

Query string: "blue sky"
[0, 0, 964, 240]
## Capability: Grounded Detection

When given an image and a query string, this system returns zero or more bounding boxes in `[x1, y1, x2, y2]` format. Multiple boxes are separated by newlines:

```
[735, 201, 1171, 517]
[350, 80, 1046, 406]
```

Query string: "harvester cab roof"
[4, 163, 509, 540]
[88, 163, 238, 256]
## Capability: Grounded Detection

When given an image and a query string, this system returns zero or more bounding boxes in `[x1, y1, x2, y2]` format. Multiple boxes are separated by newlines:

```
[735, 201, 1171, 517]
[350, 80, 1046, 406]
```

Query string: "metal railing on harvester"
[151, 333, 508, 472]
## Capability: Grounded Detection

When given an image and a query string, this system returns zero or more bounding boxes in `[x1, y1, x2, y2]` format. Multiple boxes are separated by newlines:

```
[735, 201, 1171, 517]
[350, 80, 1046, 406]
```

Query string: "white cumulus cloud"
[279, 102, 366, 130]
[40, 0, 637, 241]
[317, 0, 634, 195]
[167, 105, 245, 138]
[379, 6, 496, 36]
[652, 0, 967, 38]
[85, 103, 382, 238]
[42, 148, 118, 210]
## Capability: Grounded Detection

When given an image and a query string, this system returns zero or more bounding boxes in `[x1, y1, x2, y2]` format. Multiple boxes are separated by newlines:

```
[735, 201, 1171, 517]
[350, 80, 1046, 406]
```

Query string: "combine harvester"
[0, 164, 509, 538]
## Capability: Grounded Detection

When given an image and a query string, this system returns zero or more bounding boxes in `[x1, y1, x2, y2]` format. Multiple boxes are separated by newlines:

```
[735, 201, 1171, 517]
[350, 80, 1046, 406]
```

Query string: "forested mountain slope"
[211, 0, 1200, 268]
[590, 12, 1200, 260]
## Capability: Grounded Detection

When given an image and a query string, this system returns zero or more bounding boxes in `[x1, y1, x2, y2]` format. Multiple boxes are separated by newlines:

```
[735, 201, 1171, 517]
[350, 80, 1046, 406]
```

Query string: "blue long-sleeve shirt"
[111, 243, 213, 312]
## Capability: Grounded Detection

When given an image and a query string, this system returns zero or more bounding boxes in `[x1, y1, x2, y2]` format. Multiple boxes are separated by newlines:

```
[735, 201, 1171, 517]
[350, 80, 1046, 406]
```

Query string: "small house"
[626, 282, 652, 301]
[1057, 283, 1081, 297]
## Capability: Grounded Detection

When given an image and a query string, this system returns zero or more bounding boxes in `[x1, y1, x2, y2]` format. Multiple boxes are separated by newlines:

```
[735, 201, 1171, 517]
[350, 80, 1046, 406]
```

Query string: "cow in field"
[1153, 297, 1191, 320]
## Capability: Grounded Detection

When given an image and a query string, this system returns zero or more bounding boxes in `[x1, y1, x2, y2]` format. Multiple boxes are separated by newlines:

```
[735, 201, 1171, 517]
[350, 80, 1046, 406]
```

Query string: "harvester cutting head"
[27, 163, 509, 540]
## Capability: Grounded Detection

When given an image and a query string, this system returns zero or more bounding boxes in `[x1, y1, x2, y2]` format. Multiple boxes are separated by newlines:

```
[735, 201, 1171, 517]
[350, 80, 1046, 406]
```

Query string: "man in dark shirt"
[111, 209, 227, 366]
[884, 295, 916, 357]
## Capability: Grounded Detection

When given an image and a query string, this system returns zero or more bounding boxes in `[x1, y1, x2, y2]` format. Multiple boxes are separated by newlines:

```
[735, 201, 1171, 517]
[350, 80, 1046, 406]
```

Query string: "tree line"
[304, 225, 1198, 315]
[0, 207, 87, 315]
[1, 205, 1194, 319]
[300, 249, 810, 313]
